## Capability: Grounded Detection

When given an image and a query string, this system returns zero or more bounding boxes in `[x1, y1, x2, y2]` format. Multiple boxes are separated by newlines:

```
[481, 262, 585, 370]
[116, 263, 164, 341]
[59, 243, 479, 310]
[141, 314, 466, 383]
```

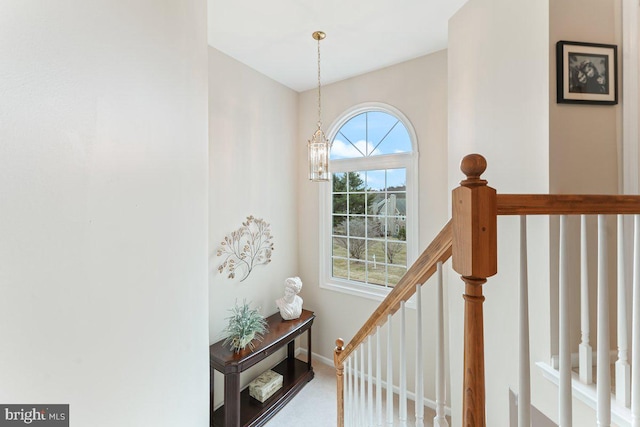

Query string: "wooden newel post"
[334, 338, 345, 427]
[452, 154, 497, 427]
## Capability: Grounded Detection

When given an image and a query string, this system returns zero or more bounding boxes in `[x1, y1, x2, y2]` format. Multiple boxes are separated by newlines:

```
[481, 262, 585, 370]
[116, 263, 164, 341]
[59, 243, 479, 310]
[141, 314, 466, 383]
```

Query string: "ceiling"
[208, 0, 468, 92]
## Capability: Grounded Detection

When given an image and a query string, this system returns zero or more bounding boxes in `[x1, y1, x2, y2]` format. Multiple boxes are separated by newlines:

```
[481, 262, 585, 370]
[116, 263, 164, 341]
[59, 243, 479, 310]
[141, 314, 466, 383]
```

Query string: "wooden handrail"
[334, 219, 453, 366]
[497, 194, 640, 215]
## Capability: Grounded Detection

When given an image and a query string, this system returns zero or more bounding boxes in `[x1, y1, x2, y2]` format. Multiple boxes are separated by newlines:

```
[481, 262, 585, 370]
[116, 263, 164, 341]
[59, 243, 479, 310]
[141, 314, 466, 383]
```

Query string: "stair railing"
[497, 194, 640, 426]
[334, 153, 640, 426]
[334, 219, 452, 426]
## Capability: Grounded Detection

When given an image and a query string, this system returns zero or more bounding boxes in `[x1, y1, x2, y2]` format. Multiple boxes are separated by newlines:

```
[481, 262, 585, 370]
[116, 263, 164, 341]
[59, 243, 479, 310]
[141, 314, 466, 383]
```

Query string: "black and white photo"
[556, 40, 618, 105]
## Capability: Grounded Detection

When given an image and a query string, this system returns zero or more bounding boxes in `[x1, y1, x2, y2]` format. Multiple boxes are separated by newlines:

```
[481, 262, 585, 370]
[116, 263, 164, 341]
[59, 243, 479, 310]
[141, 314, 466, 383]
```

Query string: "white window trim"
[318, 102, 419, 305]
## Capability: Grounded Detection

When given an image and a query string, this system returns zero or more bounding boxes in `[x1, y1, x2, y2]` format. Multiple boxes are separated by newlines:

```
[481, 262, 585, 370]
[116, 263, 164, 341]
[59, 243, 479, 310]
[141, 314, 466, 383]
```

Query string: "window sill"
[319, 279, 416, 309]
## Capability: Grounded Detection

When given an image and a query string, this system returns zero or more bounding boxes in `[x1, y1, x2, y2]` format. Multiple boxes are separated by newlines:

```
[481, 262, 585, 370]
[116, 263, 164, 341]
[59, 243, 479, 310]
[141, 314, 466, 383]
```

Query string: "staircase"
[333, 154, 640, 426]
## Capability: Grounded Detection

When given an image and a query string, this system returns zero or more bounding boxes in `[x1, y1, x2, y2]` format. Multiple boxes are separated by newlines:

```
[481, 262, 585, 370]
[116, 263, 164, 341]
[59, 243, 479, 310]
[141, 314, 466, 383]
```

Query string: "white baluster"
[351, 358, 358, 426]
[434, 261, 449, 427]
[353, 355, 358, 427]
[351, 349, 359, 426]
[519, 216, 531, 427]
[346, 357, 351, 427]
[344, 355, 353, 426]
[368, 335, 373, 427]
[617, 215, 631, 407]
[376, 325, 382, 427]
[386, 314, 394, 426]
[354, 348, 359, 427]
[361, 343, 366, 425]
[580, 215, 593, 384]
[559, 215, 572, 426]
[597, 215, 611, 427]
[631, 215, 640, 427]
[400, 301, 407, 426]
[415, 283, 424, 427]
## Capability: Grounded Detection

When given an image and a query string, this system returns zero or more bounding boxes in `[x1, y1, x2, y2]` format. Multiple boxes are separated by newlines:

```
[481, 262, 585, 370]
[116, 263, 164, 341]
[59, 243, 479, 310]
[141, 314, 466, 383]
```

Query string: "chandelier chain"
[317, 35, 322, 129]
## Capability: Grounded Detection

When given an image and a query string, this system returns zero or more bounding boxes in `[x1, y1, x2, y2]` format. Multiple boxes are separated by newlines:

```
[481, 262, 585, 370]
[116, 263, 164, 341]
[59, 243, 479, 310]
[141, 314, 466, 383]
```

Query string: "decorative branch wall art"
[217, 215, 274, 281]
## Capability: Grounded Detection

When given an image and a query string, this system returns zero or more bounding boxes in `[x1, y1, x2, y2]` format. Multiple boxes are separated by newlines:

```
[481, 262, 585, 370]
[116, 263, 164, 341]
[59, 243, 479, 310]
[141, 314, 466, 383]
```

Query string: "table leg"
[224, 372, 241, 427]
[287, 339, 295, 360]
[210, 367, 215, 423]
[307, 326, 313, 370]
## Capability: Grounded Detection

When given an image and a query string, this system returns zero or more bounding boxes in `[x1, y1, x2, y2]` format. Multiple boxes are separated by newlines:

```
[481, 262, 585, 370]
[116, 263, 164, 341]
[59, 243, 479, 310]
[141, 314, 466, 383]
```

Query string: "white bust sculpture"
[276, 277, 303, 320]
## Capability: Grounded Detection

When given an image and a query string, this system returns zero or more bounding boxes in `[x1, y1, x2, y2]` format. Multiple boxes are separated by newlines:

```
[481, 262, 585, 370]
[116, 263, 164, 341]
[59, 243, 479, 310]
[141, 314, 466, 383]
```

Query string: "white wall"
[448, 0, 551, 425]
[0, 1, 209, 426]
[208, 48, 299, 406]
[297, 51, 449, 402]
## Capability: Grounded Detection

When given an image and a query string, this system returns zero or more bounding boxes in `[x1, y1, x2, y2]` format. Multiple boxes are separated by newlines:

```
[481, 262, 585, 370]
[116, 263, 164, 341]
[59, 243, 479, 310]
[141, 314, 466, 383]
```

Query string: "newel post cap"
[334, 338, 344, 366]
[460, 154, 488, 186]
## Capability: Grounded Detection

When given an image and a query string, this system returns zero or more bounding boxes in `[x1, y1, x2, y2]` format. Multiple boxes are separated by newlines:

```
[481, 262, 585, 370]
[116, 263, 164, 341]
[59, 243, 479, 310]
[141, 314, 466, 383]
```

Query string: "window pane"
[348, 220, 366, 238]
[330, 113, 366, 160]
[339, 113, 366, 144]
[348, 237, 366, 259]
[377, 121, 411, 155]
[332, 237, 348, 257]
[331, 136, 363, 160]
[333, 216, 347, 235]
[367, 264, 386, 286]
[366, 217, 384, 239]
[367, 239, 384, 264]
[348, 171, 366, 192]
[370, 195, 387, 218]
[333, 172, 347, 192]
[332, 258, 348, 280]
[368, 215, 387, 237]
[386, 241, 407, 265]
[333, 194, 347, 214]
[386, 169, 406, 190]
[387, 265, 407, 287]
[348, 195, 366, 215]
[366, 112, 399, 155]
[366, 170, 386, 192]
[349, 260, 366, 282]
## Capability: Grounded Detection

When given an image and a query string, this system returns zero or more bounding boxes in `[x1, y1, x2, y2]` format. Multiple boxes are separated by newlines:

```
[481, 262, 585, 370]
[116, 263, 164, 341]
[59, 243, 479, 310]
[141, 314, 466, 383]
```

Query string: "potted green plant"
[222, 300, 269, 353]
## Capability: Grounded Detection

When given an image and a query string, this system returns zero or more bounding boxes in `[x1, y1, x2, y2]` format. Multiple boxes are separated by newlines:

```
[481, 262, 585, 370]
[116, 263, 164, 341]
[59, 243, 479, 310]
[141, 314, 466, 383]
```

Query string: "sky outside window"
[331, 112, 412, 161]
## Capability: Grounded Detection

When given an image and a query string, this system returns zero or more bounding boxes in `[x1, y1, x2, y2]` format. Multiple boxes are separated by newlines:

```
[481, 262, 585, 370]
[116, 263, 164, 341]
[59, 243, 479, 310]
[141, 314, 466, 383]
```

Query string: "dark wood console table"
[210, 309, 315, 427]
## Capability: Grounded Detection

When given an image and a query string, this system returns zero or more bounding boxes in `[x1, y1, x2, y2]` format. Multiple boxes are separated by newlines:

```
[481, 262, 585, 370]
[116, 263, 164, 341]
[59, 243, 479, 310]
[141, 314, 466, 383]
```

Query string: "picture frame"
[556, 40, 618, 105]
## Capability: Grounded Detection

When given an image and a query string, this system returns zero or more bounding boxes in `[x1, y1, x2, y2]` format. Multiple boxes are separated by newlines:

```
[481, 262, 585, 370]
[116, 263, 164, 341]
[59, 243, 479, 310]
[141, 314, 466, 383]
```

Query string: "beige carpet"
[266, 357, 449, 427]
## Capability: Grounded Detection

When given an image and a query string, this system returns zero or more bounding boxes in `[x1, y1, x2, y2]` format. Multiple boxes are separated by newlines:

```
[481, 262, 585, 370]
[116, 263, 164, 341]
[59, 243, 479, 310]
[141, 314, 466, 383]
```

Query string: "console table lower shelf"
[211, 357, 314, 427]
[210, 309, 315, 427]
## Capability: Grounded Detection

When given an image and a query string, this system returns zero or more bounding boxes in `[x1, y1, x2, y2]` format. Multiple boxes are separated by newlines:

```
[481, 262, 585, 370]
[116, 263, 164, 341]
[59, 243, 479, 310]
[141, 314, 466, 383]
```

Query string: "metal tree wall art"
[217, 215, 274, 281]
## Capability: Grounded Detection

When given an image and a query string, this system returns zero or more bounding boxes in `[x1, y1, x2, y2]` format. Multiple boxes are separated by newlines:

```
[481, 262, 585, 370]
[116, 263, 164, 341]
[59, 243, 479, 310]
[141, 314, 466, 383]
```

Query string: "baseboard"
[297, 347, 334, 367]
[297, 347, 452, 417]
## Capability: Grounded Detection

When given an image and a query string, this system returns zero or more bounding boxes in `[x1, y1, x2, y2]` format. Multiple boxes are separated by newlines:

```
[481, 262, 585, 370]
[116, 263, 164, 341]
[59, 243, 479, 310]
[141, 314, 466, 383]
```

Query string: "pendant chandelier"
[308, 31, 330, 182]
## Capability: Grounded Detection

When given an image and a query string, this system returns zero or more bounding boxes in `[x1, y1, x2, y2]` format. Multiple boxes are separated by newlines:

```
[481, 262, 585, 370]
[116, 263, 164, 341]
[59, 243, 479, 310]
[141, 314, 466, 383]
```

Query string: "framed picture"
[556, 40, 618, 105]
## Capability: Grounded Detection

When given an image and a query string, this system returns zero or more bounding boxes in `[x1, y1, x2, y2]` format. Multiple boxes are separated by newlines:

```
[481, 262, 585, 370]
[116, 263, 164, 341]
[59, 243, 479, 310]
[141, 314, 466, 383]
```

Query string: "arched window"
[320, 103, 418, 299]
